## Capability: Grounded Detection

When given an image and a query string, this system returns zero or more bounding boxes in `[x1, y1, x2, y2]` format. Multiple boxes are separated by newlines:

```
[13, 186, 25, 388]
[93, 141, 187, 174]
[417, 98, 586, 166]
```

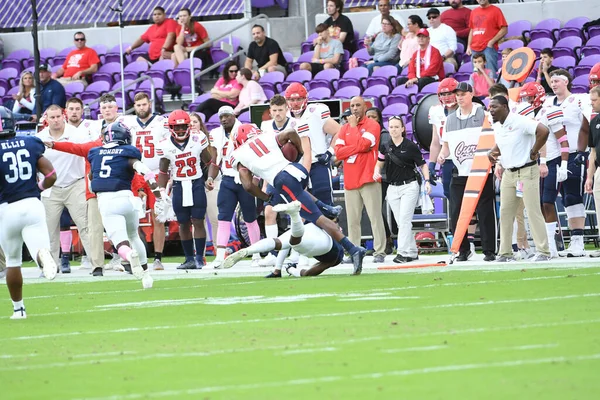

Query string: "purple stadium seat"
[238, 110, 251, 123]
[332, 86, 361, 100]
[146, 60, 175, 83]
[111, 79, 135, 103]
[283, 51, 294, 72]
[457, 61, 473, 73]
[81, 81, 111, 103]
[0, 68, 19, 92]
[574, 55, 600, 77]
[172, 58, 203, 94]
[443, 62, 456, 76]
[129, 42, 150, 64]
[498, 39, 524, 52]
[552, 56, 577, 73]
[525, 19, 561, 43]
[552, 36, 583, 59]
[3, 87, 20, 105]
[308, 87, 331, 100]
[352, 48, 371, 66]
[3, 49, 32, 73]
[0, 87, 5, 98]
[278, 70, 311, 93]
[122, 61, 150, 81]
[264, 88, 275, 100]
[105, 43, 131, 65]
[64, 81, 85, 99]
[301, 34, 318, 54]
[381, 103, 409, 120]
[338, 67, 368, 90]
[24, 48, 57, 69]
[363, 65, 398, 89]
[92, 44, 108, 64]
[527, 38, 554, 57]
[506, 20, 532, 40]
[558, 17, 589, 41]
[386, 85, 418, 107]
[93, 62, 121, 85]
[580, 36, 600, 58]
[137, 78, 164, 106]
[421, 82, 440, 94]
[276, 0, 289, 9]
[587, 26, 600, 41]
[292, 51, 315, 71]
[259, 71, 285, 92]
[308, 69, 340, 91]
[362, 84, 389, 109]
[572, 74, 589, 87]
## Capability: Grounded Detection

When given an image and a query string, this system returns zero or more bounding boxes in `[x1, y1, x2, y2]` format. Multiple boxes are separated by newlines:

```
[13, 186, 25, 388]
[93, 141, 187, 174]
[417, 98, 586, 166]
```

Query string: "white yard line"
[69, 354, 600, 400]
[382, 345, 448, 353]
[490, 344, 559, 351]
[279, 347, 338, 355]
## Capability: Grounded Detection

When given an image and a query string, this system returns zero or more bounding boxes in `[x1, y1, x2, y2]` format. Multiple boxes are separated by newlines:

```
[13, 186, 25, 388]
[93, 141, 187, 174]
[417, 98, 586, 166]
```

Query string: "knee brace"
[565, 204, 585, 219]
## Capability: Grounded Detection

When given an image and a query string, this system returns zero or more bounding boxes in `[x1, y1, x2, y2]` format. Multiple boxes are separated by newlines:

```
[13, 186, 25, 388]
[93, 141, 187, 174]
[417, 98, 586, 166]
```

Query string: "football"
[281, 142, 299, 162]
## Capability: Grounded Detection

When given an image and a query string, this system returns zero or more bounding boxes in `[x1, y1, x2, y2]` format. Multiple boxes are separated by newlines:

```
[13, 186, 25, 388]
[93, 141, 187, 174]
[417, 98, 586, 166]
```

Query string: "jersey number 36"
[2, 149, 33, 183]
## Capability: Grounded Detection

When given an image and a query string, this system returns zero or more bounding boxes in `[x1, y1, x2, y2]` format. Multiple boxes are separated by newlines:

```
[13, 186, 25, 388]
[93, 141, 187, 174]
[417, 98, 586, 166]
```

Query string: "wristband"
[557, 136, 568, 143]
[45, 169, 56, 178]
[38, 180, 46, 191]
[206, 176, 214, 182]
[560, 160, 568, 169]
[560, 147, 570, 153]
[158, 170, 169, 175]
[539, 157, 547, 164]
[144, 171, 156, 182]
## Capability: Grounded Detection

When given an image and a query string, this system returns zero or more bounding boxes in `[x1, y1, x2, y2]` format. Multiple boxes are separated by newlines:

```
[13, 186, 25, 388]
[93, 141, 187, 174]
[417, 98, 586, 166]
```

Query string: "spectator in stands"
[11, 71, 36, 122]
[233, 68, 267, 116]
[125, 6, 178, 63]
[245, 24, 288, 80]
[441, 0, 471, 48]
[496, 47, 513, 88]
[301, 23, 344, 75]
[365, 0, 406, 38]
[427, 8, 458, 70]
[172, 8, 212, 69]
[400, 28, 445, 91]
[466, 0, 508, 78]
[319, 0, 356, 54]
[39, 63, 66, 113]
[469, 53, 495, 98]
[536, 48, 559, 94]
[364, 16, 401, 76]
[195, 61, 242, 120]
[398, 15, 424, 73]
[52, 32, 100, 88]
[334, 96, 386, 263]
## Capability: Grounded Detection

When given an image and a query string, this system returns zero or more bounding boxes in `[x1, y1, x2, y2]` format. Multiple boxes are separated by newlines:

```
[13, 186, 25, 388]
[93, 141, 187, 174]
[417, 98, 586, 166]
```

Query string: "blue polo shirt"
[39, 78, 66, 112]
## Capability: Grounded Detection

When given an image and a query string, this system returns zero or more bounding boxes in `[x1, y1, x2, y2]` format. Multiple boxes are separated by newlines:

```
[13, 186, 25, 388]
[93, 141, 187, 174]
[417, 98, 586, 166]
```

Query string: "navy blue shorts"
[442, 160, 455, 200]
[308, 162, 333, 205]
[542, 157, 560, 204]
[314, 240, 344, 266]
[172, 179, 207, 223]
[60, 208, 73, 229]
[265, 183, 276, 207]
[218, 175, 257, 222]
[272, 163, 322, 224]
[560, 152, 586, 207]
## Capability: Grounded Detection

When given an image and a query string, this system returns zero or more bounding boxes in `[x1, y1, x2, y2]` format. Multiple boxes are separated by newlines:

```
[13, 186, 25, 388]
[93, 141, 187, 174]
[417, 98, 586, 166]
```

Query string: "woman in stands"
[11, 71, 36, 122]
[364, 16, 401, 76]
[195, 60, 242, 119]
[398, 15, 425, 73]
[373, 115, 430, 264]
[232, 68, 267, 116]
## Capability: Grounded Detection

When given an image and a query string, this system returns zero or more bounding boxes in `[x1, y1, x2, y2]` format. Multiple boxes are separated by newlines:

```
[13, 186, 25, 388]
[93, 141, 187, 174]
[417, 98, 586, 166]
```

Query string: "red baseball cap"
[416, 28, 429, 37]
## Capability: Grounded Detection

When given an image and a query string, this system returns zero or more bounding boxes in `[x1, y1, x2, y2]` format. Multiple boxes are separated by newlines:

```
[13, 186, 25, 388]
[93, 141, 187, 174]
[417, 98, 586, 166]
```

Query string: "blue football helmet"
[103, 121, 131, 145]
[0, 106, 15, 138]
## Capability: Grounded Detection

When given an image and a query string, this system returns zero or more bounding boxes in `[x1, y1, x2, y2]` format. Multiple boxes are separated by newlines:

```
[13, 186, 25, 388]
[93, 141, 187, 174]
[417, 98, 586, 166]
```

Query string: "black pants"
[449, 173, 497, 255]
[381, 181, 394, 237]
[196, 98, 233, 120]
[397, 76, 437, 91]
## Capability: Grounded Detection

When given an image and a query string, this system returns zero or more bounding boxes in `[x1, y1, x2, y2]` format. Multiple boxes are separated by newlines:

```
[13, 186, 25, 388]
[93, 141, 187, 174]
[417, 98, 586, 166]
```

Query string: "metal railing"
[83, 75, 157, 118]
[189, 13, 272, 98]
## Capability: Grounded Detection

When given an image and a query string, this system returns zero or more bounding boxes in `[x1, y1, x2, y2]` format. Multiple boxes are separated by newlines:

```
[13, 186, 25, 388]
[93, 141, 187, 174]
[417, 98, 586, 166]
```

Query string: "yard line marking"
[382, 345, 447, 353]
[279, 347, 338, 355]
[3, 293, 600, 340]
[71, 351, 137, 359]
[490, 344, 559, 351]
[0, 353, 38, 359]
[70, 354, 600, 400]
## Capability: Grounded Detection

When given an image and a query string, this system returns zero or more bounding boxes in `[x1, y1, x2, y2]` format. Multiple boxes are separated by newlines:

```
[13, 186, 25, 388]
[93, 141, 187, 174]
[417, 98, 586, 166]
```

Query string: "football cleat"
[222, 249, 248, 269]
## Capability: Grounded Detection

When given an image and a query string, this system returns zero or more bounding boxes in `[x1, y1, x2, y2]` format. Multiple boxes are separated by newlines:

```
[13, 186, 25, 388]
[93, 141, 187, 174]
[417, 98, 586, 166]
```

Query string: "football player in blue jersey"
[0, 107, 58, 319]
[88, 122, 168, 289]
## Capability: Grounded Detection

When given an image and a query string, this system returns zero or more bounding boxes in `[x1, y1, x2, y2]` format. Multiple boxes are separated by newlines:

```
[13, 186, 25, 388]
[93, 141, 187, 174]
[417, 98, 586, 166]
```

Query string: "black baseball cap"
[39, 63, 50, 71]
[341, 108, 351, 119]
[427, 8, 440, 17]
[454, 82, 473, 93]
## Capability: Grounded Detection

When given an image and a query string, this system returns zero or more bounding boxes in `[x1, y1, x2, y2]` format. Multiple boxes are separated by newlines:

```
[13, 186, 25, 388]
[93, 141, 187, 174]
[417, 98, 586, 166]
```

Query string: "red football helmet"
[284, 82, 308, 116]
[589, 62, 600, 89]
[168, 110, 191, 141]
[437, 78, 459, 108]
[234, 123, 261, 149]
[519, 82, 546, 109]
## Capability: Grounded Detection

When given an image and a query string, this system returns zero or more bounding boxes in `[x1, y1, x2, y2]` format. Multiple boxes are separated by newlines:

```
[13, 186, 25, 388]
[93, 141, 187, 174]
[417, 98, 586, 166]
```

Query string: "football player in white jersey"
[575, 63, 600, 164]
[231, 124, 366, 275]
[205, 106, 262, 269]
[66, 97, 96, 140]
[222, 201, 344, 277]
[284, 82, 339, 206]
[519, 82, 569, 257]
[122, 92, 169, 270]
[157, 110, 211, 269]
[547, 69, 587, 257]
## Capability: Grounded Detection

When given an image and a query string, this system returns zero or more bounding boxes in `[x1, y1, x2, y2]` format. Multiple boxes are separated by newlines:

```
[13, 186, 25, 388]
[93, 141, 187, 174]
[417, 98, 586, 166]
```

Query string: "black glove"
[316, 150, 333, 166]
[428, 161, 438, 186]
[574, 151, 587, 167]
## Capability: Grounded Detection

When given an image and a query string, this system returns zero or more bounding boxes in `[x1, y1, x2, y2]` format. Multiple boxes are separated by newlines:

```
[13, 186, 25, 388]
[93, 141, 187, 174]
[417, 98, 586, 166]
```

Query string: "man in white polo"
[36, 105, 93, 268]
[487, 95, 551, 262]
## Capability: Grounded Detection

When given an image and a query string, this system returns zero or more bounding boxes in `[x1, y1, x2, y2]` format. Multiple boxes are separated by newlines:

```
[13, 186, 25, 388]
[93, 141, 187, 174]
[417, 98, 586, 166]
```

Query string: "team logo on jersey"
[569, 97, 575, 103]
[192, 136, 199, 142]
[309, 106, 315, 113]
[454, 141, 477, 164]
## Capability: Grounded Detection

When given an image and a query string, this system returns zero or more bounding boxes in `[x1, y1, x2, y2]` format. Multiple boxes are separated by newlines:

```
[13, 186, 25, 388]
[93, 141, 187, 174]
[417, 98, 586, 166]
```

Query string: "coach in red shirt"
[466, 0, 508, 78]
[126, 6, 178, 63]
[53, 32, 100, 88]
[335, 96, 387, 263]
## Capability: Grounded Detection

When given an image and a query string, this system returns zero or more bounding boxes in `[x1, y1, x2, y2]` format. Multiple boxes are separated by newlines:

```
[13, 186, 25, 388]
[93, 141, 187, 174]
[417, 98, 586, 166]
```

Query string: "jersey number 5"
[135, 136, 155, 158]
[175, 157, 197, 178]
[2, 149, 32, 183]
[99, 156, 113, 178]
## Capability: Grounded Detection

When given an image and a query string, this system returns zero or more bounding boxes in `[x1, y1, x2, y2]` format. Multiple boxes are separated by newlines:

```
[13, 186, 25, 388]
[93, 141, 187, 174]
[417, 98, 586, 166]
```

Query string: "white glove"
[557, 161, 569, 183]
[154, 199, 171, 223]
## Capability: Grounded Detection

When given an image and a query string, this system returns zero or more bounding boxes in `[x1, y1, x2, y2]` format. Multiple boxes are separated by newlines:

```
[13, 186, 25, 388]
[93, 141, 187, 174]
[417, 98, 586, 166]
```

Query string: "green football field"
[1, 265, 600, 400]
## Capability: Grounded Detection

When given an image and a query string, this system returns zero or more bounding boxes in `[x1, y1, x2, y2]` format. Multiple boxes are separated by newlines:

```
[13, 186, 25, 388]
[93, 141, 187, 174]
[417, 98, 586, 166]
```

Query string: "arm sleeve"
[53, 140, 98, 158]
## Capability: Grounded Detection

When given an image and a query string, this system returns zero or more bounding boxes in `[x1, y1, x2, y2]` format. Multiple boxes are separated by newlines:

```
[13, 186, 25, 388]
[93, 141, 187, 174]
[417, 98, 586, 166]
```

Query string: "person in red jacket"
[403, 28, 445, 91]
[334, 96, 387, 263]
